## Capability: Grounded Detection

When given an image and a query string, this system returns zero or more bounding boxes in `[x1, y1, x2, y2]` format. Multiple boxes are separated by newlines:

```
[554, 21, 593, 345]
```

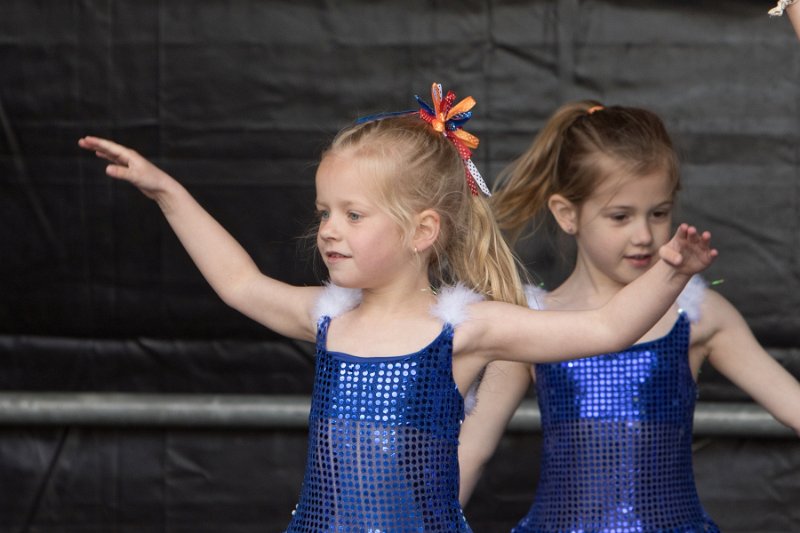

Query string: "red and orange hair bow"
[416, 83, 490, 196]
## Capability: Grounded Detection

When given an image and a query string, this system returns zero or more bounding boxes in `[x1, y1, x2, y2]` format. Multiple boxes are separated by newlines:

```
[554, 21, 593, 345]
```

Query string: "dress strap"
[315, 315, 332, 346]
[312, 282, 362, 325]
[676, 275, 707, 323]
[430, 284, 483, 414]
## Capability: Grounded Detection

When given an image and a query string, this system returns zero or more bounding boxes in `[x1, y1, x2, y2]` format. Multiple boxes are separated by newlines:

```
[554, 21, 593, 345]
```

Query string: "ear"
[547, 194, 578, 235]
[412, 209, 440, 253]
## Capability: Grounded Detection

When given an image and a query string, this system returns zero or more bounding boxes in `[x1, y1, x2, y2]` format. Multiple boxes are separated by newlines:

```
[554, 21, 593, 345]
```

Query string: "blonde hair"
[492, 100, 681, 243]
[323, 114, 526, 306]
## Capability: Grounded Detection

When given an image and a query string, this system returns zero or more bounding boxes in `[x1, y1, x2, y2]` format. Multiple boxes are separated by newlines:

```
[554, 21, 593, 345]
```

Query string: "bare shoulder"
[454, 299, 501, 338]
[452, 300, 514, 359]
[692, 288, 747, 346]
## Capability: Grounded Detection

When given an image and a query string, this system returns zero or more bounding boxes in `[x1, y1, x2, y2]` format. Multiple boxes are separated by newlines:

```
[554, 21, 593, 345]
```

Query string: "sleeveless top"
[513, 276, 720, 533]
[284, 284, 478, 532]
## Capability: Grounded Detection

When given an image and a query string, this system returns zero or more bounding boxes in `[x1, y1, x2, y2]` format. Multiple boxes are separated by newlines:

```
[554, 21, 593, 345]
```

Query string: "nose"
[631, 218, 654, 247]
[318, 215, 339, 241]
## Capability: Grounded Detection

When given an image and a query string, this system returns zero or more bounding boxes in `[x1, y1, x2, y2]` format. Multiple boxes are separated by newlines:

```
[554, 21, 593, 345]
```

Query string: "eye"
[316, 209, 330, 221]
[347, 211, 362, 221]
[609, 213, 629, 222]
[652, 208, 671, 219]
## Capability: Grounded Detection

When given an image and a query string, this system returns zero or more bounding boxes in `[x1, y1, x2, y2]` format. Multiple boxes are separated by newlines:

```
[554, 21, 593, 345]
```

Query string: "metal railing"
[0, 393, 794, 437]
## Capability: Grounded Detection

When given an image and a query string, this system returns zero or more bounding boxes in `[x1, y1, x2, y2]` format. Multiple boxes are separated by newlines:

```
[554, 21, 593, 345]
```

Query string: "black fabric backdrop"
[1, 1, 799, 531]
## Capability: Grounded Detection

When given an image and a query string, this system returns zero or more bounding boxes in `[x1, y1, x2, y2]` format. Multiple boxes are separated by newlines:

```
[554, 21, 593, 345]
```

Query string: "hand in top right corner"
[658, 223, 718, 277]
[78, 136, 172, 200]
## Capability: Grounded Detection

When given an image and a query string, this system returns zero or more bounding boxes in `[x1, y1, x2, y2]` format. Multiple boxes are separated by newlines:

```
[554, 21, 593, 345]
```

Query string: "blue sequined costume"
[513, 277, 719, 533]
[284, 285, 473, 532]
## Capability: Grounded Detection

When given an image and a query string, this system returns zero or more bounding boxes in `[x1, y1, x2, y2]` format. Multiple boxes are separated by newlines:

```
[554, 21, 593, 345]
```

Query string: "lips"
[625, 253, 653, 268]
[324, 251, 351, 263]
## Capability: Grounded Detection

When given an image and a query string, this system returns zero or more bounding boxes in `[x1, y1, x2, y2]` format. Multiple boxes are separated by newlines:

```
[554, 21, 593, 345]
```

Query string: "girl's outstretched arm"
[78, 136, 320, 342]
[458, 224, 717, 365]
[457, 360, 531, 505]
[788, 2, 800, 39]
[701, 291, 800, 436]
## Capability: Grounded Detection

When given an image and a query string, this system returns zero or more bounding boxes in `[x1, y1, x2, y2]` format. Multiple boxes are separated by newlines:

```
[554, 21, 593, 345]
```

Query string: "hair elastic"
[587, 105, 605, 115]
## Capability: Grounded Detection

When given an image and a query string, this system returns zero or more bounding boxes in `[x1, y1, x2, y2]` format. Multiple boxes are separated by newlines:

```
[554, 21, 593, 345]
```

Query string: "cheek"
[579, 230, 615, 257]
[653, 223, 672, 245]
[316, 230, 326, 254]
[585, 224, 618, 247]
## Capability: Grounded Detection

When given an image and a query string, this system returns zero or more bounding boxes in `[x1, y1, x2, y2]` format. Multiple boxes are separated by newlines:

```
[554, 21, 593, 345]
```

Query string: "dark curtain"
[1, 1, 798, 531]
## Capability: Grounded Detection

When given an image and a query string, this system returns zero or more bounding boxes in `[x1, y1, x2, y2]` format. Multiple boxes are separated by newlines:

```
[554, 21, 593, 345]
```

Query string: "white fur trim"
[463, 372, 482, 415]
[523, 284, 547, 310]
[312, 282, 362, 323]
[429, 283, 484, 326]
[677, 275, 707, 323]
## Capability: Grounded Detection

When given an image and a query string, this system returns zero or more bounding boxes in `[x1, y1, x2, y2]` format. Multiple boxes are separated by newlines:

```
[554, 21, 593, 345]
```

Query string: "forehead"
[588, 153, 676, 200]
[316, 152, 378, 193]
[588, 170, 675, 206]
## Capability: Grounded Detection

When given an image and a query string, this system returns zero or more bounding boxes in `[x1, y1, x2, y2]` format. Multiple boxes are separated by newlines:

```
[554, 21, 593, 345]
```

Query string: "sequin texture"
[284, 316, 471, 532]
[513, 313, 720, 533]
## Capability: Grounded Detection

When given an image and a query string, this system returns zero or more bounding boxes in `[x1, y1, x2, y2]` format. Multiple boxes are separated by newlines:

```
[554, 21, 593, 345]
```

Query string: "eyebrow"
[314, 199, 374, 211]
[607, 198, 673, 208]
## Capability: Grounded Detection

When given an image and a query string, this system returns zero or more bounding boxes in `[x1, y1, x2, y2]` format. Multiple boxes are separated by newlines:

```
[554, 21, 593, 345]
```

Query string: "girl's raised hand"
[658, 223, 718, 276]
[78, 136, 170, 199]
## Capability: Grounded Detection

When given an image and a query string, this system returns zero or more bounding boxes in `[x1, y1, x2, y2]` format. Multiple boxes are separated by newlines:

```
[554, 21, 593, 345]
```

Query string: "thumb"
[659, 245, 683, 267]
[106, 164, 130, 180]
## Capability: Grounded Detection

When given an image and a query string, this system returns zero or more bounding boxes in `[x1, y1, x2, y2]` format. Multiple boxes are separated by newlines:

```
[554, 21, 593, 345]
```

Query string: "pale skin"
[787, 2, 800, 39]
[77, 135, 715, 403]
[458, 165, 800, 505]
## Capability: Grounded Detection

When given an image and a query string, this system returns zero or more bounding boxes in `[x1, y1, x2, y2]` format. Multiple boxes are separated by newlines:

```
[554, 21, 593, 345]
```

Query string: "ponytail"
[449, 195, 527, 306]
[491, 100, 601, 244]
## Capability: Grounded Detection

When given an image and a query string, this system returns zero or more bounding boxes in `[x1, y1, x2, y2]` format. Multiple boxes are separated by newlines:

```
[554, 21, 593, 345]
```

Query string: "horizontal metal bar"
[0, 393, 794, 438]
[0, 393, 311, 428]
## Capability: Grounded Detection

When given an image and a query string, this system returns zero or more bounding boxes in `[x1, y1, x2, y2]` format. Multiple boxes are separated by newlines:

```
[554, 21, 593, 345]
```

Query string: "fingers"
[685, 226, 714, 251]
[661, 222, 719, 270]
[79, 136, 168, 199]
[79, 136, 139, 181]
[668, 223, 719, 270]
[674, 224, 704, 246]
[78, 136, 133, 166]
[682, 224, 699, 242]
[106, 163, 130, 180]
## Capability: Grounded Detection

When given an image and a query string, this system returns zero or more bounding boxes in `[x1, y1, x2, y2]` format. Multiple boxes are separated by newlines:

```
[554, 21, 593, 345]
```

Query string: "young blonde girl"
[79, 85, 715, 532]
[458, 101, 800, 532]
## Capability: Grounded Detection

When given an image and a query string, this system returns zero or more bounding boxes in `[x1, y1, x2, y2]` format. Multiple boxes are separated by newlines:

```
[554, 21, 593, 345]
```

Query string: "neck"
[358, 278, 436, 318]
[559, 253, 628, 306]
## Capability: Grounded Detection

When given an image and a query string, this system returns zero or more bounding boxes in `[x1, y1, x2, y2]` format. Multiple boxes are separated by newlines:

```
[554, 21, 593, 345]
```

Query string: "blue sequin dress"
[513, 277, 719, 533]
[284, 285, 473, 532]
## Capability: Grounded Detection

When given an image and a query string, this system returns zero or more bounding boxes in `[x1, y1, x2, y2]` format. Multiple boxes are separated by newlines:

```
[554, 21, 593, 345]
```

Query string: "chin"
[613, 269, 646, 285]
[326, 274, 360, 289]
